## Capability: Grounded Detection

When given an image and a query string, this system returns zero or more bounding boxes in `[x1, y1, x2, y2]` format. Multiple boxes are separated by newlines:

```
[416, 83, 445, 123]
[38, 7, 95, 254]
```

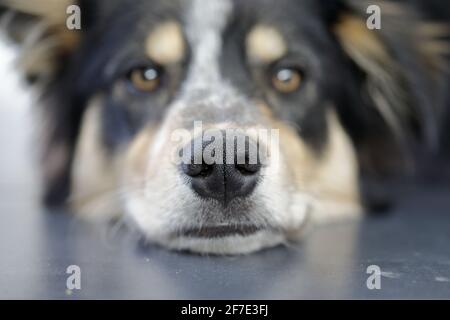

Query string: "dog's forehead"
[95, 0, 318, 64]
[95, 0, 317, 36]
[179, 0, 304, 47]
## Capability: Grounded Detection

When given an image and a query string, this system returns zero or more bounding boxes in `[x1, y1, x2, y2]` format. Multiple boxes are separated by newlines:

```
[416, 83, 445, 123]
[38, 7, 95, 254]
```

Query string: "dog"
[1, 0, 449, 254]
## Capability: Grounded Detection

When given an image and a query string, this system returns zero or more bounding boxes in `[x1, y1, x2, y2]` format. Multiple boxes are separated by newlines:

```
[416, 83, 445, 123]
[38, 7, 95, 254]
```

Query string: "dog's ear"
[1, 0, 86, 207]
[333, 0, 449, 152]
[0, 0, 82, 82]
[329, 0, 450, 211]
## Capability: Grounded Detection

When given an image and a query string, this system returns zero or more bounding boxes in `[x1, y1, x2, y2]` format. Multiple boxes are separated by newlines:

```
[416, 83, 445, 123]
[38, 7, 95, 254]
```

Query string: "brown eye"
[128, 66, 162, 92]
[271, 67, 302, 93]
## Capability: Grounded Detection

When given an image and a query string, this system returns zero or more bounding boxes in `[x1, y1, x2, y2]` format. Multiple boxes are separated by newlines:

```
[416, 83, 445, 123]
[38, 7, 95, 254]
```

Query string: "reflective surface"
[1, 184, 450, 299]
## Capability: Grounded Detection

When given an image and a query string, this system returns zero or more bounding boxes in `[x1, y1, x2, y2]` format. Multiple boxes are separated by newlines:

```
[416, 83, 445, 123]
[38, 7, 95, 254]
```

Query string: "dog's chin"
[124, 185, 310, 254]
[161, 229, 286, 255]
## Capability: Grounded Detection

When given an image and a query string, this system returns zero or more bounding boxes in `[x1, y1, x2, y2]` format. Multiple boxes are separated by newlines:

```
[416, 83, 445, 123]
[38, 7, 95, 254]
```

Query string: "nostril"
[235, 163, 261, 175]
[181, 163, 213, 177]
[179, 137, 213, 178]
[181, 163, 202, 177]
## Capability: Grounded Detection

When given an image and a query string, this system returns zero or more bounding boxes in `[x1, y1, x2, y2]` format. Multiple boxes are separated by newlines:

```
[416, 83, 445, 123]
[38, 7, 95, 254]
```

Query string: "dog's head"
[2, 0, 448, 254]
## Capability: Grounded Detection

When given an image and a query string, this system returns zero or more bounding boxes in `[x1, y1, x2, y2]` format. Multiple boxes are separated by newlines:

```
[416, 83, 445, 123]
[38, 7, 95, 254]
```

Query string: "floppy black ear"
[1, 0, 85, 207]
[333, 0, 449, 151]
[0, 0, 82, 82]
[329, 0, 450, 210]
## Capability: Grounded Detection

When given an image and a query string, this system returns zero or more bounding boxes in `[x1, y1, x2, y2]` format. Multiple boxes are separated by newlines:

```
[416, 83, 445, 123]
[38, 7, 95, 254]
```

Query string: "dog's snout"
[180, 131, 261, 206]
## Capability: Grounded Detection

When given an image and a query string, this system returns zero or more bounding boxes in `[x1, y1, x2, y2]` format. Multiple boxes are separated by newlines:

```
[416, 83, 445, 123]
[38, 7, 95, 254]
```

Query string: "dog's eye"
[271, 67, 303, 93]
[127, 66, 162, 92]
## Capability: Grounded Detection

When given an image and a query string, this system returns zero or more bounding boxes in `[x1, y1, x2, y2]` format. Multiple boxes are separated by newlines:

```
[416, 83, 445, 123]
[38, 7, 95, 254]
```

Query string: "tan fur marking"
[255, 100, 275, 120]
[3, 0, 75, 24]
[265, 108, 361, 223]
[146, 21, 185, 65]
[334, 13, 411, 143]
[71, 99, 159, 220]
[258, 102, 357, 198]
[246, 25, 287, 64]
[70, 100, 119, 220]
[3, 0, 80, 50]
[3, 0, 81, 79]
[311, 111, 360, 203]
[124, 127, 157, 179]
[334, 14, 389, 62]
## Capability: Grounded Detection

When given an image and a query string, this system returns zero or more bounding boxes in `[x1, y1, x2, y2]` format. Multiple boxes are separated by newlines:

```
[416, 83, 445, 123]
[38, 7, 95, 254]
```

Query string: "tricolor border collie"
[1, 0, 449, 254]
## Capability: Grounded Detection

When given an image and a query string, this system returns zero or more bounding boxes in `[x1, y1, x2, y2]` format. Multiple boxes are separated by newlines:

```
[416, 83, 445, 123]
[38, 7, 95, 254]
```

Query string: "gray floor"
[1, 182, 450, 299]
[1, 42, 450, 300]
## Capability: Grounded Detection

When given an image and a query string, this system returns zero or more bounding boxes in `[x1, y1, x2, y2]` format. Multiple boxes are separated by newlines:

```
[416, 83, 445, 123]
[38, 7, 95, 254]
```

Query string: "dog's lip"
[177, 224, 262, 238]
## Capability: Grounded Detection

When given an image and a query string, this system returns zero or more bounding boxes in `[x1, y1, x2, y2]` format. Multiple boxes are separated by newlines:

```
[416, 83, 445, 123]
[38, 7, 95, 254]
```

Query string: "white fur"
[184, 0, 232, 89]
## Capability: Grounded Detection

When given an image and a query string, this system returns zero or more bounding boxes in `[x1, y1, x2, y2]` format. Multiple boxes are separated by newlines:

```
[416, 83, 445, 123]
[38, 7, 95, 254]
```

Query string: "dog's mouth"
[178, 224, 263, 238]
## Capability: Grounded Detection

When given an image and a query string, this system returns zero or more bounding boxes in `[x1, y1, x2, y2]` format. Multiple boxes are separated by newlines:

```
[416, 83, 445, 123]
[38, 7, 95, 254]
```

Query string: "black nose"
[180, 131, 261, 206]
